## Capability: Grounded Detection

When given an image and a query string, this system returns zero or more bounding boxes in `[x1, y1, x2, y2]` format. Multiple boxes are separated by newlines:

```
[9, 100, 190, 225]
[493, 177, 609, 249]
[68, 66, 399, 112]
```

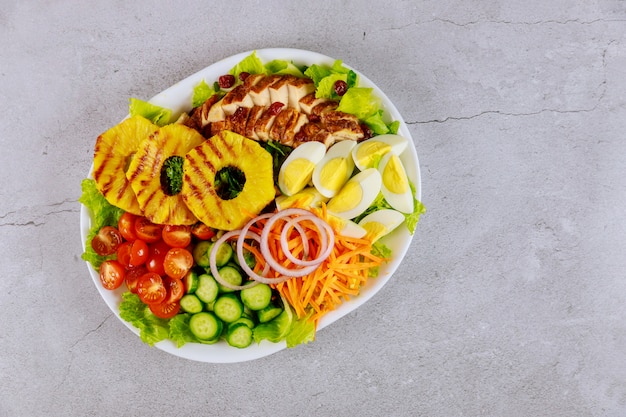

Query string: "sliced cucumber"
[240, 283, 272, 311]
[192, 240, 212, 268]
[216, 265, 243, 293]
[257, 304, 283, 323]
[226, 323, 253, 348]
[213, 293, 244, 323]
[210, 241, 233, 267]
[179, 294, 204, 314]
[231, 316, 256, 329]
[189, 312, 223, 341]
[195, 274, 219, 303]
[183, 270, 199, 294]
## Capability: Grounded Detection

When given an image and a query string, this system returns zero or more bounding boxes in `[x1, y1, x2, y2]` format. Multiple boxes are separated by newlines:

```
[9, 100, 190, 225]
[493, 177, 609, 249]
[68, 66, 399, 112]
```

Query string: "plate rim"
[80, 47, 421, 363]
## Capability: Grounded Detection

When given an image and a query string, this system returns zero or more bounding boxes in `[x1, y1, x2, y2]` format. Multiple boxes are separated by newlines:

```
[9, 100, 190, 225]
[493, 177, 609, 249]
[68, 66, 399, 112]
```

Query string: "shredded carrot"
[260, 205, 389, 328]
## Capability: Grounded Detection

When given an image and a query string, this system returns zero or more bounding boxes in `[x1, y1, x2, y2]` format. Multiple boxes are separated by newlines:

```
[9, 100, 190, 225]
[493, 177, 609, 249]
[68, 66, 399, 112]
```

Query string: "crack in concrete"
[0, 198, 78, 227]
[429, 17, 626, 27]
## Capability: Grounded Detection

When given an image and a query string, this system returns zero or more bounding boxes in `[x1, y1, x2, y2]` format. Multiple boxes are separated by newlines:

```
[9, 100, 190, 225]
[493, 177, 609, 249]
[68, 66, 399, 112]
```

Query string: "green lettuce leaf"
[387, 120, 400, 134]
[369, 241, 393, 277]
[253, 305, 294, 344]
[285, 314, 316, 348]
[336, 87, 380, 120]
[363, 110, 390, 135]
[169, 314, 200, 348]
[229, 51, 266, 77]
[315, 73, 348, 99]
[303, 64, 331, 86]
[128, 98, 172, 126]
[192, 80, 217, 108]
[119, 292, 170, 346]
[265, 59, 305, 77]
[79, 178, 124, 269]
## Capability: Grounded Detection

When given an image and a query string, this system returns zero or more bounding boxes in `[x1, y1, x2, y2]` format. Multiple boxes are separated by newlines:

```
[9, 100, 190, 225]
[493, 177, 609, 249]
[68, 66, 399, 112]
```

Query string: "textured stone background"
[1, 1, 625, 416]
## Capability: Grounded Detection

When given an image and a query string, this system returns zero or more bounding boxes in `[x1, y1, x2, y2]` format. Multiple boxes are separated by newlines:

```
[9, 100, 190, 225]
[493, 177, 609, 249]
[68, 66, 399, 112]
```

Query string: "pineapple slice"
[92, 115, 158, 215]
[181, 130, 275, 231]
[127, 123, 205, 225]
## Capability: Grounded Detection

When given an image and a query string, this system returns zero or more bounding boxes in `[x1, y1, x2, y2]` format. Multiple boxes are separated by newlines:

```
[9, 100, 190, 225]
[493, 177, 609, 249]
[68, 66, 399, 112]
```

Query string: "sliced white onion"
[280, 214, 334, 267]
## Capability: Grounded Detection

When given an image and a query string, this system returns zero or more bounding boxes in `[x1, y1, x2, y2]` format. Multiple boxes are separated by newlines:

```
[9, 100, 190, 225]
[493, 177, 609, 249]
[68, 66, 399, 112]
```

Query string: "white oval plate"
[80, 48, 421, 363]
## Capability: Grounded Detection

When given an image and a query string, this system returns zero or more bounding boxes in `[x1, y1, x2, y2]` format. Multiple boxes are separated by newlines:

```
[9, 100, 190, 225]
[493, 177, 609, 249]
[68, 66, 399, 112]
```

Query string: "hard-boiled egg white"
[275, 186, 328, 210]
[378, 151, 414, 214]
[312, 140, 356, 198]
[326, 168, 382, 220]
[351, 134, 409, 171]
[278, 141, 326, 196]
[357, 209, 405, 243]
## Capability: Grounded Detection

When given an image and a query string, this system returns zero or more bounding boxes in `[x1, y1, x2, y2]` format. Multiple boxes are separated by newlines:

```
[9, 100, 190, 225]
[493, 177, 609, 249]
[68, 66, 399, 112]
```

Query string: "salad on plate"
[80, 48, 425, 362]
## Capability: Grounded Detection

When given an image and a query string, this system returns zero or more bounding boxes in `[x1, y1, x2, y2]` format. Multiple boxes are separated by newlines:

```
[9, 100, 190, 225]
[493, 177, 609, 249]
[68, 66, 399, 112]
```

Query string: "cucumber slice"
[226, 323, 253, 348]
[192, 240, 212, 268]
[257, 304, 283, 323]
[195, 274, 219, 303]
[231, 316, 256, 329]
[210, 241, 233, 267]
[216, 265, 243, 293]
[183, 270, 199, 294]
[213, 293, 244, 323]
[189, 312, 223, 341]
[179, 294, 204, 314]
[240, 283, 272, 311]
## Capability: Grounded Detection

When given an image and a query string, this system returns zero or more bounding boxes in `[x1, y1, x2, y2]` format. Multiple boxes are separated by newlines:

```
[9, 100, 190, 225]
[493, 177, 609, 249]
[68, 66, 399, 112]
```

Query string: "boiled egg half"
[275, 186, 328, 210]
[358, 209, 405, 243]
[378, 151, 414, 214]
[327, 168, 382, 220]
[351, 134, 409, 171]
[278, 141, 326, 196]
[312, 140, 356, 198]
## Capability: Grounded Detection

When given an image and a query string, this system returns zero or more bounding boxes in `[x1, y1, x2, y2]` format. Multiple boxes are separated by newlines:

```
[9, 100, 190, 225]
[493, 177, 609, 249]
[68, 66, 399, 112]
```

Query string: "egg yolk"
[319, 158, 349, 193]
[277, 188, 318, 209]
[382, 154, 408, 194]
[284, 158, 315, 194]
[362, 221, 388, 242]
[355, 141, 392, 169]
[327, 181, 362, 213]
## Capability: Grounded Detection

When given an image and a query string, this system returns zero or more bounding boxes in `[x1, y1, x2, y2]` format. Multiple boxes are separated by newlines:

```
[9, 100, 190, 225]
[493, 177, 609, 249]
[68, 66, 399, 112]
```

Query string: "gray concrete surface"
[1, 1, 625, 416]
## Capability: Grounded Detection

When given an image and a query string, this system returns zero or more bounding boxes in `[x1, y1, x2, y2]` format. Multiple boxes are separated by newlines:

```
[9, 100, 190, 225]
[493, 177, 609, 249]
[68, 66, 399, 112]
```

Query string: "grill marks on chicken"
[185, 74, 364, 148]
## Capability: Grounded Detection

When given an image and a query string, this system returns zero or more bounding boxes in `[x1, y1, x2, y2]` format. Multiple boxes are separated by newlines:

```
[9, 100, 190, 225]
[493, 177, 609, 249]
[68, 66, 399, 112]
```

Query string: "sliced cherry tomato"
[99, 260, 126, 290]
[128, 239, 149, 267]
[136, 272, 167, 305]
[134, 217, 163, 243]
[125, 265, 148, 294]
[91, 226, 123, 256]
[163, 277, 185, 303]
[162, 225, 192, 248]
[116, 241, 132, 268]
[149, 300, 181, 319]
[146, 240, 169, 275]
[118, 212, 139, 241]
[190, 222, 215, 240]
[163, 247, 194, 279]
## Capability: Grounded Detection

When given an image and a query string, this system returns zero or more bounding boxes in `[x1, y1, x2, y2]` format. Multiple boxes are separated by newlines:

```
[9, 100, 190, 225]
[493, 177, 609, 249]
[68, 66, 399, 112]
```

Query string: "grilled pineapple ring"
[93, 115, 158, 215]
[127, 123, 205, 225]
[181, 130, 275, 231]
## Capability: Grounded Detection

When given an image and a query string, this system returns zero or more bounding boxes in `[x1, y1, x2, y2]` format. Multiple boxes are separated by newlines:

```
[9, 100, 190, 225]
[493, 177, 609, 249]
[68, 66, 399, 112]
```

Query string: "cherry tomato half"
[163, 247, 194, 279]
[162, 225, 192, 248]
[99, 260, 126, 290]
[146, 240, 169, 276]
[149, 300, 181, 319]
[134, 217, 163, 243]
[116, 241, 133, 268]
[128, 239, 149, 267]
[163, 277, 185, 303]
[190, 222, 215, 240]
[136, 272, 167, 305]
[91, 226, 123, 256]
[125, 265, 148, 294]
[118, 212, 139, 241]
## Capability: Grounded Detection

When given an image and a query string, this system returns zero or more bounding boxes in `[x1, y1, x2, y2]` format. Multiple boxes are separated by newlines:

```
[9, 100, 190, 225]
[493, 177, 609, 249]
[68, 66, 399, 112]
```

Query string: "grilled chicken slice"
[320, 110, 364, 141]
[269, 107, 297, 145]
[287, 78, 315, 111]
[244, 105, 265, 141]
[298, 93, 329, 114]
[268, 75, 295, 106]
[254, 108, 277, 141]
[249, 74, 281, 106]
[221, 83, 254, 115]
[293, 122, 335, 148]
